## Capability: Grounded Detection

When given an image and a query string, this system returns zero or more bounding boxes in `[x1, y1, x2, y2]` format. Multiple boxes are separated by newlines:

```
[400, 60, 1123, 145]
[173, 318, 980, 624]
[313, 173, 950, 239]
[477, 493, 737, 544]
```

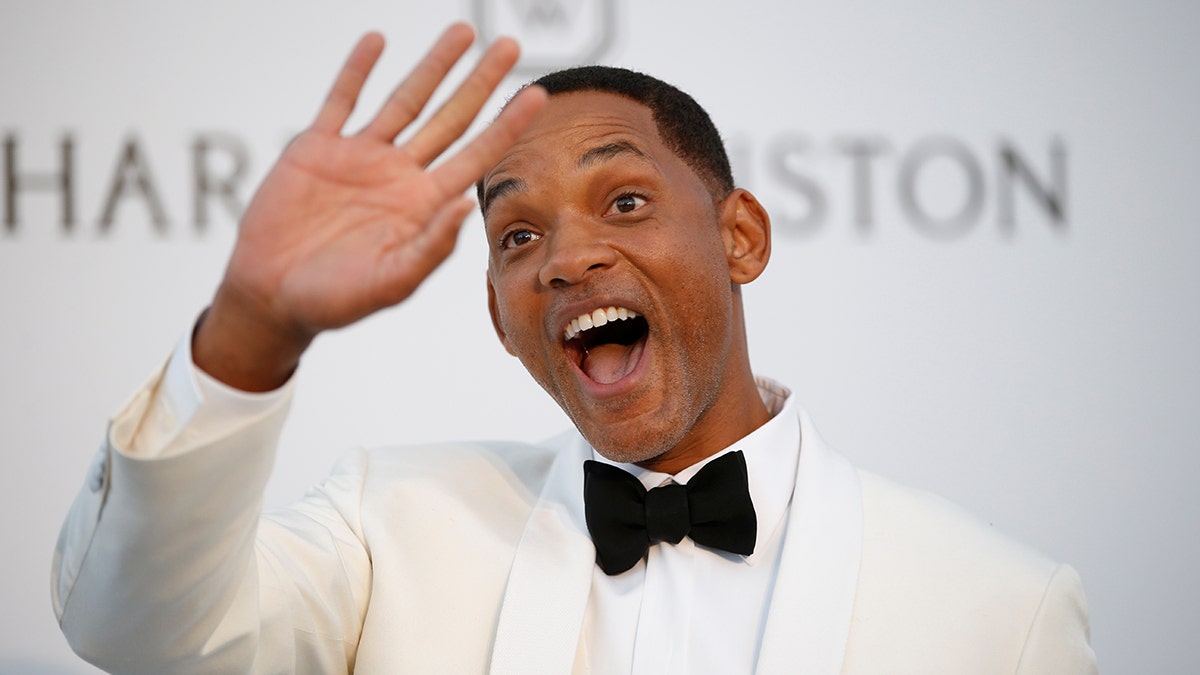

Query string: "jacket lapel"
[756, 409, 864, 675]
[488, 407, 864, 674]
[489, 432, 595, 675]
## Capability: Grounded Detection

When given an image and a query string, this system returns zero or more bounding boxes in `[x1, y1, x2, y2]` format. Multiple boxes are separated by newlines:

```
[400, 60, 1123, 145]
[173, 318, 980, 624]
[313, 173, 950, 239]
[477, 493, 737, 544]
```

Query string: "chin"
[576, 421, 675, 466]
[590, 445, 664, 465]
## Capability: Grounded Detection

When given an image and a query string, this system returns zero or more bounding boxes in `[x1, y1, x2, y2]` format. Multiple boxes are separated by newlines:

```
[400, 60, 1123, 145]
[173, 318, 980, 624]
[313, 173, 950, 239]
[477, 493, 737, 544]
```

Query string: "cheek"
[494, 287, 548, 363]
[672, 237, 733, 301]
[671, 260, 737, 348]
[497, 302, 530, 351]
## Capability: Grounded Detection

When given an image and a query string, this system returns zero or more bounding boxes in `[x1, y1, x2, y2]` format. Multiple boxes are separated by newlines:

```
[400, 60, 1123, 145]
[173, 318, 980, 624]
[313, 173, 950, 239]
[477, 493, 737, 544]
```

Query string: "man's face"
[482, 91, 749, 465]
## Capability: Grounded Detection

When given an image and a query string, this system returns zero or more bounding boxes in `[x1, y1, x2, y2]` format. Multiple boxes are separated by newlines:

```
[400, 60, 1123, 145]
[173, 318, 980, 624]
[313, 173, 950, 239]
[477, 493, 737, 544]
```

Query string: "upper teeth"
[565, 306, 638, 341]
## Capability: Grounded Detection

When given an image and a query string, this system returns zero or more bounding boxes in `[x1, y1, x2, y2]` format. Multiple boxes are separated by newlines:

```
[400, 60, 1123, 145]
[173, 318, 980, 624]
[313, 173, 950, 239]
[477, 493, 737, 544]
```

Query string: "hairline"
[476, 86, 733, 211]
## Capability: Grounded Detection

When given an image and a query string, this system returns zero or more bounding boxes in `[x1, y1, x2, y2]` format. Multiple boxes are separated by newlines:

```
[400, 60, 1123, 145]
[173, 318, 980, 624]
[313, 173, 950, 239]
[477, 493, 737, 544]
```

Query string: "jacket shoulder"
[844, 470, 1095, 673]
[857, 469, 1057, 581]
[363, 437, 563, 476]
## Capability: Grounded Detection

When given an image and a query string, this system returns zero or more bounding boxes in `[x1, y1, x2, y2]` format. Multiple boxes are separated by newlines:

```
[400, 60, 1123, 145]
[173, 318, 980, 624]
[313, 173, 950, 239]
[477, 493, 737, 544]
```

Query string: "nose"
[537, 216, 617, 288]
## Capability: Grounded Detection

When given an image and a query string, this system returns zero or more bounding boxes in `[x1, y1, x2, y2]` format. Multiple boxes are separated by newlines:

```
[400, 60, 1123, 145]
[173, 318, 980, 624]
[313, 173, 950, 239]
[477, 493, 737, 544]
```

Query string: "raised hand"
[193, 24, 546, 391]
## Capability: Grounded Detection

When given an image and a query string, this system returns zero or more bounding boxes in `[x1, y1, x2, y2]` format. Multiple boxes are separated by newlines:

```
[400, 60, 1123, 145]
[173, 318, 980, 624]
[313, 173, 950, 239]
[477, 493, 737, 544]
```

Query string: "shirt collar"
[590, 376, 800, 566]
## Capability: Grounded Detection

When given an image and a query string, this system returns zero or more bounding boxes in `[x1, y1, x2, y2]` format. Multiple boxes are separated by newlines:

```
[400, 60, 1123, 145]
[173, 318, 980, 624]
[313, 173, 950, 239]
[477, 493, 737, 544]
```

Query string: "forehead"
[485, 91, 666, 180]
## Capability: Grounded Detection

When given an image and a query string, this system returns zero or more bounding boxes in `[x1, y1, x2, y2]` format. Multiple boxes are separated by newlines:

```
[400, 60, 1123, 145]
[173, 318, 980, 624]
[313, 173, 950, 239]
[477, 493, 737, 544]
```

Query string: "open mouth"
[563, 306, 650, 385]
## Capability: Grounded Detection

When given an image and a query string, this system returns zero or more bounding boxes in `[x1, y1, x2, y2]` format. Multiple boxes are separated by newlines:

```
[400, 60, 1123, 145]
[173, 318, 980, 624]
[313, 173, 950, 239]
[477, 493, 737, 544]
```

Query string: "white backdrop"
[2, 1, 1197, 672]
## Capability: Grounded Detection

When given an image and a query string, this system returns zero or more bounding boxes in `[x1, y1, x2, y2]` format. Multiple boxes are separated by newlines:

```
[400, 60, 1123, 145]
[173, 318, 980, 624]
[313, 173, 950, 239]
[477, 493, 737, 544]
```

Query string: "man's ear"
[487, 276, 517, 356]
[718, 188, 771, 284]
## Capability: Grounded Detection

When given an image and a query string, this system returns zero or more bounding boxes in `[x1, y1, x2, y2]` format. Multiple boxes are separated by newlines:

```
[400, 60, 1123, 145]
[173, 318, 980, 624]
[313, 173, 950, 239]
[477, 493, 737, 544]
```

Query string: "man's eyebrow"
[481, 177, 527, 218]
[482, 143, 646, 216]
[577, 141, 647, 169]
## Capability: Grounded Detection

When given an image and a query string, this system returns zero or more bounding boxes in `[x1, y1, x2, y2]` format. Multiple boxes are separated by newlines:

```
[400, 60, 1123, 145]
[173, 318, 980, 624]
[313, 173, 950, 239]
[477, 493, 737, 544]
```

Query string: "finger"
[415, 196, 474, 265]
[379, 198, 473, 305]
[359, 22, 476, 142]
[429, 85, 548, 196]
[312, 32, 386, 134]
[404, 36, 521, 167]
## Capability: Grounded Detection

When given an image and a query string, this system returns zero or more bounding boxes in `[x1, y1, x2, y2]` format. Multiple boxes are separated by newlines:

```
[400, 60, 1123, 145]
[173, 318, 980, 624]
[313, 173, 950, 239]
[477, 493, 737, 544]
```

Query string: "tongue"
[582, 343, 638, 384]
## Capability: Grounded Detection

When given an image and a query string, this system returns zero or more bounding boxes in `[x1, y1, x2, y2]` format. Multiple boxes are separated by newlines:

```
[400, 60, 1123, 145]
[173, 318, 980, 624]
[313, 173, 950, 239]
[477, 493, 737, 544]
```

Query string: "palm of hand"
[229, 129, 459, 333]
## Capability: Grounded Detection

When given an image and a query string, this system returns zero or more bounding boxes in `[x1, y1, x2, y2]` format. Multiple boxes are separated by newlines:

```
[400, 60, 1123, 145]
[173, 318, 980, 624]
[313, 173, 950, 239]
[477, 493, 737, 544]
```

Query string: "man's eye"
[500, 229, 540, 249]
[606, 193, 647, 216]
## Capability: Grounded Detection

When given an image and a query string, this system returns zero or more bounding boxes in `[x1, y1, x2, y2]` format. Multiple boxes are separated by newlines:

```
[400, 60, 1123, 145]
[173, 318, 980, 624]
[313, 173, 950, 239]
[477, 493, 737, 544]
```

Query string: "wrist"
[191, 285, 313, 392]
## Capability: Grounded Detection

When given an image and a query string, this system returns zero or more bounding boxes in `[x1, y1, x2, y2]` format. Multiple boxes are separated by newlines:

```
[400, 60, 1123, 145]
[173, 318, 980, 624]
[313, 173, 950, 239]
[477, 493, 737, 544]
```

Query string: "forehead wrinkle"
[482, 177, 527, 218]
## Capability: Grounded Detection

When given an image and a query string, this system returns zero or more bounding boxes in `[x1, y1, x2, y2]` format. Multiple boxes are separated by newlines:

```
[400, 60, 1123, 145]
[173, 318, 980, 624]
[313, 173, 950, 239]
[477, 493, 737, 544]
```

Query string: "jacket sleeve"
[1015, 564, 1098, 674]
[52, 374, 374, 674]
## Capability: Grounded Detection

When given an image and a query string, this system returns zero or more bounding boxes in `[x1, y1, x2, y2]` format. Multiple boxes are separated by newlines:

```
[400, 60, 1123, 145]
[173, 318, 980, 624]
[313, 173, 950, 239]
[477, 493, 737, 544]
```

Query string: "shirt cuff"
[111, 327, 293, 458]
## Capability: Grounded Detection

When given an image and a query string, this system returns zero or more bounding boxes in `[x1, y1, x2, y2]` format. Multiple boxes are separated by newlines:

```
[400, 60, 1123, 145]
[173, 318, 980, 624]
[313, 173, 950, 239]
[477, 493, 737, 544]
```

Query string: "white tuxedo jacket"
[53, 400, 1095, 674]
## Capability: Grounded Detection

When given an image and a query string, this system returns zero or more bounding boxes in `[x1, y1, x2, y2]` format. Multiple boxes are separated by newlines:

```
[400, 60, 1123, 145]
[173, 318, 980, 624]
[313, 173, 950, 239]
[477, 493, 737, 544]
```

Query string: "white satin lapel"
[489, 434, 595, 675]
[756, 410, 864, 675]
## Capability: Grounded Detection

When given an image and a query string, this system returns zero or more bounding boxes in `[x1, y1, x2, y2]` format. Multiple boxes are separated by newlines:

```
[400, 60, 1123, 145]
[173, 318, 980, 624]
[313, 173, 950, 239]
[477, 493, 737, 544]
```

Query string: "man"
[52, 24, 1096, 674]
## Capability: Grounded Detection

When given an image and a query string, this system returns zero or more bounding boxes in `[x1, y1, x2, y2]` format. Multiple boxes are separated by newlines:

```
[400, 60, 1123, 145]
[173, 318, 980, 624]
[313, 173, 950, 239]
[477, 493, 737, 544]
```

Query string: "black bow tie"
[583, 450, 757, 575]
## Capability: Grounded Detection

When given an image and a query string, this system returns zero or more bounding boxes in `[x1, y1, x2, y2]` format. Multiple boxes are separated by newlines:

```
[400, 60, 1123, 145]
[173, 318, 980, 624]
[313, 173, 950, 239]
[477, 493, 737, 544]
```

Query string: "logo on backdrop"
[1, 132, 249, 238]
[469, 0, 620, 75]
[1, 1, 1068, 243]
[0, 131, 1068, 242]
[728, 135, 1068, 240]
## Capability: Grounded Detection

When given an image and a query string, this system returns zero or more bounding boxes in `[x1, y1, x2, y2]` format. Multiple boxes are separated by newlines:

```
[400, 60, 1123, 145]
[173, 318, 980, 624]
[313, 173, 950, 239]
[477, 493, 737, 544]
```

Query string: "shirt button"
[88, 445, 108, 493]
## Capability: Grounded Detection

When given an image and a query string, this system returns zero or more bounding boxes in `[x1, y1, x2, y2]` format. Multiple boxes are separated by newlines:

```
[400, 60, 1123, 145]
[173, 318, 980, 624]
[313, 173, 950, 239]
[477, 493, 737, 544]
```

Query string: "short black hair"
[477, 66, 735, 206]
[532, 66, 734, 196]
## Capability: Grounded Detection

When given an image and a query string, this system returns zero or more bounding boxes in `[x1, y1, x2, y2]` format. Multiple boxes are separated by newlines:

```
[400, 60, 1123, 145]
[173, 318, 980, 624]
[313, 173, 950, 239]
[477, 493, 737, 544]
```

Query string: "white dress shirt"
[120, 333, 802, 674]
[585, 379, 799, 674]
